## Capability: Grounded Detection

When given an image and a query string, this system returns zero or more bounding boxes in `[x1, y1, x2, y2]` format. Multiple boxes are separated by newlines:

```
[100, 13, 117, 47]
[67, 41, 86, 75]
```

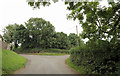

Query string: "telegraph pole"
[76, 25, 78, 36]
[76, 25, 79, 46]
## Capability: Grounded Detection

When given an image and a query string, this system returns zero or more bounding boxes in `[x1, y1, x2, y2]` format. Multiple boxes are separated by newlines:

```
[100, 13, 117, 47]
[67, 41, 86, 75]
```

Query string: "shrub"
[70, 39, 120, 74]
[15, 48, 69, 54]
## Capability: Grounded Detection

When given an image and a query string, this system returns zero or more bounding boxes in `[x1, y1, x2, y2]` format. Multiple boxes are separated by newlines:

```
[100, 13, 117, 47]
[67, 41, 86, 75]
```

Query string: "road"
[14, 55, 78, 74]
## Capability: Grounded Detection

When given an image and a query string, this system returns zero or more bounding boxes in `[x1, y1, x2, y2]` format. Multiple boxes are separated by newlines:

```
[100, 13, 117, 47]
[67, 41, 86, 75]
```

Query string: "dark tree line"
[3, 18, 81, 50]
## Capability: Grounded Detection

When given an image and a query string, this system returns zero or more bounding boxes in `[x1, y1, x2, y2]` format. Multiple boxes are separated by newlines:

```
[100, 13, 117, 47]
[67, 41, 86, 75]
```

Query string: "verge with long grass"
[66, 58, 87, 74]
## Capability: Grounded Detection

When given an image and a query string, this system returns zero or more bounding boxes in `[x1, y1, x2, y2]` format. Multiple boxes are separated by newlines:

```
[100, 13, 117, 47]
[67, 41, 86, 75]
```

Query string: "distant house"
[0, 34, 10, 50]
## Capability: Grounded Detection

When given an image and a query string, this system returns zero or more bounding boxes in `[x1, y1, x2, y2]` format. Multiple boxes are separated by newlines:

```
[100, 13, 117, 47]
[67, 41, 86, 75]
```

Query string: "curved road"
[14, 55, 78, 74]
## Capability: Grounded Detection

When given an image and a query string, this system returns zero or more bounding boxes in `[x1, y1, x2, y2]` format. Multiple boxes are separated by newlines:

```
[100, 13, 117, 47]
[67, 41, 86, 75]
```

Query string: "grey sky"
[0, 0, 108, 42]
[0, 0, 82, 35]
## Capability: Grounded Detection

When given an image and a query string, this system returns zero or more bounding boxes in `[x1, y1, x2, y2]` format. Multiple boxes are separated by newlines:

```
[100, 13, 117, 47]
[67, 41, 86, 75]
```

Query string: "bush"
[70, 39, 120, 74]
[15, 48, 69, 54]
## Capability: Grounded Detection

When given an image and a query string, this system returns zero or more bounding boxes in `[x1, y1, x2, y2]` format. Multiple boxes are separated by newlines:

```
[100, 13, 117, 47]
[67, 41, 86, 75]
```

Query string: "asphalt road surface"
[14, 55, 78, 74]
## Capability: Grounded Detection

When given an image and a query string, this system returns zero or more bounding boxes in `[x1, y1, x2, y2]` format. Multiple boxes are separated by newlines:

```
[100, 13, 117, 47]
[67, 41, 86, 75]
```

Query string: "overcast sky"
[0, 0, 109, 42]
[0, 0, 82, 35]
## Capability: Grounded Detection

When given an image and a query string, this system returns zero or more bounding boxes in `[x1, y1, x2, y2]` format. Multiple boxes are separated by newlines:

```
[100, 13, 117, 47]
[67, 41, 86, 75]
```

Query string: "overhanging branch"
[110, 15, 120, 32]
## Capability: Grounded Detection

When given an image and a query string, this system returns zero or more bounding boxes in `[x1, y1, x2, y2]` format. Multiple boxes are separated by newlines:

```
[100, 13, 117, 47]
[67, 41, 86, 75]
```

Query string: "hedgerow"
[70, 39, 120, 74]
[15, 48, 69, 54]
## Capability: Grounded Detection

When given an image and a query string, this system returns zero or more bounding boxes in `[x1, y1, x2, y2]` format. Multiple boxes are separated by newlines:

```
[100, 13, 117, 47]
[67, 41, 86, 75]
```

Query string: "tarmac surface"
[14, 55, 78, 74]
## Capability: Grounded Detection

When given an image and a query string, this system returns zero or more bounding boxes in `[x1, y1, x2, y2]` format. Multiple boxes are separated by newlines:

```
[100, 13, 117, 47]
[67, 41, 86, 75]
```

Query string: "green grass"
[2, 49, 27, 74]
[39, 53, 68, 56]
[22, 53, 68, 56]
[42, 48, 69, 53]
[66, 58, 87, 74]
[0, 49, 2, 76]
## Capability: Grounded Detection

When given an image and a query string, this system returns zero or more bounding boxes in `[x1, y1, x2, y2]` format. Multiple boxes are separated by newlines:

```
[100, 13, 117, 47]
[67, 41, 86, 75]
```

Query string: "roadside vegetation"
[3, 18, 80, 54]
[21, 53, 67, 56]
[39, 53, 67, 56]
[69, 40, 120, 74]
[15, 48, 69, 56]
[2, 49, 27, 74]
[2, 1, 120, 75]
[15, 48, 70, 54]
[66, 58, 86, 74]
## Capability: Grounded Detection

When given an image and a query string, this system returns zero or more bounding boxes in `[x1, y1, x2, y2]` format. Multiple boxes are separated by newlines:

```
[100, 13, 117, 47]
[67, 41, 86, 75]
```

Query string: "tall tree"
[65, 2, 120, 40]
[3, 24, 26, 48]
[55, 32, 70, 49]
[27, 1, 120, 40]
[68, 33, 78, 47]
[24, 18, 55, 49]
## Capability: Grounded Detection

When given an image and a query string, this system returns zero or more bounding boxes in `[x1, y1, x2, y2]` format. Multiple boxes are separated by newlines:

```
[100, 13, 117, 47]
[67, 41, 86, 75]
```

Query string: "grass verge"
[22, 53, 68, 56]
[39, 53, 67, 56]
[66, 58, 87, 74]
[2, 49, 27, 74]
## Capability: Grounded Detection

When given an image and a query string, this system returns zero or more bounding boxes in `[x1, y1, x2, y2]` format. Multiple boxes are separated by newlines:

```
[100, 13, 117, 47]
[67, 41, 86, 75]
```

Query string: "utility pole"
[76, 25, 79, 46]
[76, 25, 78, 36]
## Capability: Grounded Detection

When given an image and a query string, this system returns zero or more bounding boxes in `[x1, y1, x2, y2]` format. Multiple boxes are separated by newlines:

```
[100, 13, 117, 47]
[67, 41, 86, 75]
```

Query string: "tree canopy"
[65, 2, 120, 40]
[3, 18, 80, 50]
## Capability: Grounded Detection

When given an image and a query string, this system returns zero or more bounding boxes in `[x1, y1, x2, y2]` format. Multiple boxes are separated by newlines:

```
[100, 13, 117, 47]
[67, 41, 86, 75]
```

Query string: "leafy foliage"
[70, 39, 120, 74]
[3, 18, 79, 53]
[15, 48, 69, 54]
[65, 1, 120, 74]
[27, 0, 59, 9]
[65, 2, 120, 40]
[3, 24, 26, 48]
[21, 18, 56, 49]
[68, 33, 78, 47]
